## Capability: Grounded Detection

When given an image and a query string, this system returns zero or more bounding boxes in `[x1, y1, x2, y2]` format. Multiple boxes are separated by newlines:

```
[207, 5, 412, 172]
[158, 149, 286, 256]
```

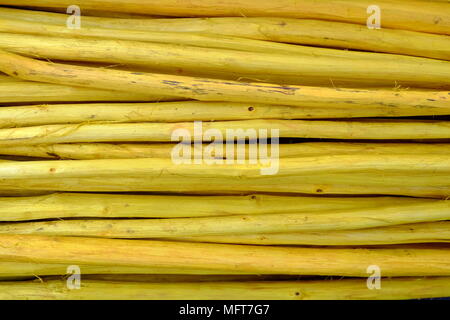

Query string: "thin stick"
[0, 50, 448, 109]
[7, 101, 443, 130]
[1, 120, 450, 146]
[1, 33, 448, 88]
[0, 201, 447, 238]
[0, 156, 448, 197]
[1, 235, 450, 276]
[0, 81, 176, 104]
[0, 193, 429, 221]
[173, 221, 450, 246]
[1, 277, 450, 300]
[0, 0, 447, 35]
[1, 142, 449, 160]
[2, 17, 448, 60]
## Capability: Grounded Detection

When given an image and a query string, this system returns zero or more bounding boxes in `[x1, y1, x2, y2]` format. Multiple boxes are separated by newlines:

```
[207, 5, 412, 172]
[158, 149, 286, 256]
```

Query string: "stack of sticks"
[0, 1, 449, 300]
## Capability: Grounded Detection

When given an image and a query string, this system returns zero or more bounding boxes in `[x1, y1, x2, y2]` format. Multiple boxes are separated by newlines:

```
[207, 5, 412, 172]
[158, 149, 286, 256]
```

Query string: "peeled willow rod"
[1, 235, 450, 276]
[2, 18, 449, 63]
[0, 156, 449, 180]
[0, 120, 449, 146]
[2, 278, 450, 300]
[0, 262, 252, 277]
[1, 18, 449, 61]
[3, 176, 446, 197]
[5, 101, 434, 129]
[1, 33, 449, 88]
[0, 157, 448, 198]
[0, 193, 429, 221]
[1, 201, 448, 238]
[0, 0, 447, 35]
[0, 81, 176, 104]
[0, 50, 448, 110]
[0, 18, 355, 57]
[2, 100, 449, 129]
[2, 142, 449, 160]
[174, 221, 450, 246]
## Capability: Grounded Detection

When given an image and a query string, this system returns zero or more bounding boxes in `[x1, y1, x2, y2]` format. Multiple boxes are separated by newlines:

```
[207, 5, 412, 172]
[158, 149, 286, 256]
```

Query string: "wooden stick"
[0, 156, 448, 197]
[1, 17, 449, 60]
[0, 81, 176, 104]
[173, 221, 450, 246]
[0, 192, 429, 221]
[0, 50, 448, 109]
[7, 101, 441, 130]
[0, 201, 447, 238]
[1, 142, 449, 160]
[1, 277, 450, 300]
[1, 120, 450, 146]
[1, 33, 449, 88]
[1, 235, 450, 276]
[0, 0, 447, 35]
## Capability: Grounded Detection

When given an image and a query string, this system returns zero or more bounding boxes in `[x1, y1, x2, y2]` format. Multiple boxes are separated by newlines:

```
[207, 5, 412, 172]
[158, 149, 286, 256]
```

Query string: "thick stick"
[0, 193, 429, 221]
[0, 18, 352, 57]
[0, 201, 447, 238]
[1, 33, 449, 88]
[6, 101, 439, 130]
[173, 221, 450, 246]
[1, 17, 448, 60]
[0, 157, 448, 197]
[1, 278, 450, 300]
[1, 120, 450, 146]
[0, 0, 447, 35]
[0, 81, 176, 104]
[1, 235, 450, 276]
[0, 50, 448, 109]
[2, 142, 449, 160]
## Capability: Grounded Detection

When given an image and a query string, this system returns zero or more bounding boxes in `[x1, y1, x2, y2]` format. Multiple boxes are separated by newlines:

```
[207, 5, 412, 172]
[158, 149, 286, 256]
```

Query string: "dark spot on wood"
[46, 152, 59, 158]
[248, 106, 254, 111]
[295, 292, 300, 296]
[316, 189, 323, 193]
[49, 168, 56, 173]
[427, 99, 436, 102]
[12, 71, 18, 76]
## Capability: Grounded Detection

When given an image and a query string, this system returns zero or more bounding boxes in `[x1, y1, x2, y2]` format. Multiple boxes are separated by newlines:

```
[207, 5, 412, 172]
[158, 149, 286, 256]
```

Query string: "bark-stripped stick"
[0, 201, 448, 238]
[0, 33, 449, 88]
[1, 278, 450, 300]
[174, 221, 450, 246]
[1, 235, 450, 276]
[0, 193, 429, 221]
[0, 50, 448, 109]
[0, 0, 447, 35]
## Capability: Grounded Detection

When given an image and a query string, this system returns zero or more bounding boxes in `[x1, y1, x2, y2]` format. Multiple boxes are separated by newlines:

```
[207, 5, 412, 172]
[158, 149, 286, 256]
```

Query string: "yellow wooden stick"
[1, 235, 450, 276]
[0, 201, 447, 238]
[0, 81, 176, 104]
[1, 119, 450, 146]
[1, 17, 448, 60]
[1, 142, 449, 160]
[0, 50, 448, 109]
[173, 221, 450, 246]
[0, 192, 429, 221]
[0, 0, 447, 35]
[0, 156, 448, 197]
[1, 277, 449, 300]
[1, 33, 449, 88]
[8, 101, 442, 130]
